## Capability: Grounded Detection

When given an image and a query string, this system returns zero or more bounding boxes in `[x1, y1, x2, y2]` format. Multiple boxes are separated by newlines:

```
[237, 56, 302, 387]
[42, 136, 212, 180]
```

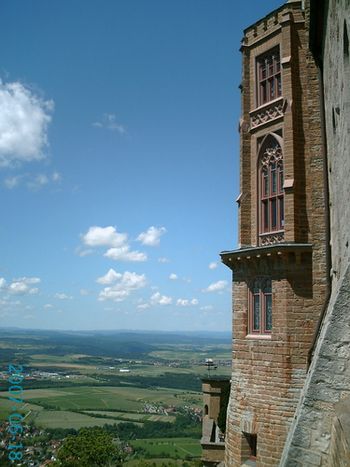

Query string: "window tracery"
[259, 137, 284, 242]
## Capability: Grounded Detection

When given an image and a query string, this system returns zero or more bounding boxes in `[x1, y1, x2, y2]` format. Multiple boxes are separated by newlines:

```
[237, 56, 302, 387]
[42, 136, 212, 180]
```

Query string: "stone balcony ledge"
[220, 242, 312, 271]
[249, 97, 287, 131]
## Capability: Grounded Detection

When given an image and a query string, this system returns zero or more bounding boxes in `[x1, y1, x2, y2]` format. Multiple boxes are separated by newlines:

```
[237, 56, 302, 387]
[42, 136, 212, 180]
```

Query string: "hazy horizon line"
[0, 326, 231, 335]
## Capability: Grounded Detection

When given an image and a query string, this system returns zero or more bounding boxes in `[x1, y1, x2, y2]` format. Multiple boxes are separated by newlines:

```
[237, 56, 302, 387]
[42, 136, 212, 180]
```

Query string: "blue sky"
[0, 0, 283, 331]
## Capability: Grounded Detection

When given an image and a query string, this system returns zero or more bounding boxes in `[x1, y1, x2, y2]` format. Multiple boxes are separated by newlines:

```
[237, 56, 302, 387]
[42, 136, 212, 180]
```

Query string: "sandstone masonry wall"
[224, 1, 327, 465]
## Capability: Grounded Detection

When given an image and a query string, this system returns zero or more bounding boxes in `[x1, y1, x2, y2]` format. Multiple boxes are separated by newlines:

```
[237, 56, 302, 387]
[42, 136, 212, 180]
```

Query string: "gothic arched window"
[249, 278, 272, 335]
[259, 137, 284, 236]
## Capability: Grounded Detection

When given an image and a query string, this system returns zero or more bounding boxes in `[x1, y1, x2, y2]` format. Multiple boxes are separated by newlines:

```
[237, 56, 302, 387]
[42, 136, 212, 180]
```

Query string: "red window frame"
[256, 47, 282, 106]
[260, 144, 284, 234]
[248, 278, 272, 335]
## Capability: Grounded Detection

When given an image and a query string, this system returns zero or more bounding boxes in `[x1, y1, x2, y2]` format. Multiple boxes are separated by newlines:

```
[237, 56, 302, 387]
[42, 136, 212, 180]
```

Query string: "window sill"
[245, 334, 271, 340]
[259, 229, 284, 236]
[250, 96, 284, 114]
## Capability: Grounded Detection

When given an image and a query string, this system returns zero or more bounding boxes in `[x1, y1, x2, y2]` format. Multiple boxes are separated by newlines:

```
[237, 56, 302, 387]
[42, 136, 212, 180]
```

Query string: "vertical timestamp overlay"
[6, 364, 25, 463]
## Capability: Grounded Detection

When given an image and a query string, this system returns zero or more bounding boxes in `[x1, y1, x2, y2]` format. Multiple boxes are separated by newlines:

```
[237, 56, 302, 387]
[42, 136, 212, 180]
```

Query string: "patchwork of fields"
[0, 329, 231, 464]
[0, 385, 201, 429]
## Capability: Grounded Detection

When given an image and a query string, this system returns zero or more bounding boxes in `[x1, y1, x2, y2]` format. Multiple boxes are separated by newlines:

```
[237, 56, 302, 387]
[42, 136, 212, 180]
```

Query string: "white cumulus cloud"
[150, 292, 172, 306]
[176, 298, 199, 307]
[104, 246, 147, 262]
[209, 262, 218, 270]
[9, 282, 28, 294]
[0, 80, 53, 167]
[98, 271, 146, 302]
[169, 273, 178, 280]
[14, 277, 40, 285]
[96, 268, 122, 285]
[137, 226, 166, 246]
[202, 280, 228, 293]
[8, 277, 41, 295]
[82, 226, 127, 248]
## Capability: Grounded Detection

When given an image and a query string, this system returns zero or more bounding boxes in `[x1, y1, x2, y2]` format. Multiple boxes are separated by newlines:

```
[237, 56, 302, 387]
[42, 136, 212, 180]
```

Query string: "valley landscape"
[0, 329, 231, 465]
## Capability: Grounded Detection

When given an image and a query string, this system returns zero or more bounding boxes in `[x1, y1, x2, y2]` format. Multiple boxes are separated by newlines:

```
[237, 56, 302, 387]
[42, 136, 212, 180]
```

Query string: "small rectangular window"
[249, 279, 272, 335]
[242, 433, 257, 462]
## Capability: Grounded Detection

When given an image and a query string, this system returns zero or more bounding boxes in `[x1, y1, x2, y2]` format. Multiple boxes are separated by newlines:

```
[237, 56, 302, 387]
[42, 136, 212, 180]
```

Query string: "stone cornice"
[220, 243, 312, 272]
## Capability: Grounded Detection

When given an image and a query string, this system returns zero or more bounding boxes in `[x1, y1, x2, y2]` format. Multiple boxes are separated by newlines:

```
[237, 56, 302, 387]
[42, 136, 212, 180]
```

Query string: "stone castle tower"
[220, 1, 328, 464]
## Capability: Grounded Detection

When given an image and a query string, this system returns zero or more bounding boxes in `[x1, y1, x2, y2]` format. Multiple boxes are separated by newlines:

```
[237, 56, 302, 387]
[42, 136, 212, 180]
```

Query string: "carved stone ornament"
[250, 98, 285, 130]
[261, 145, 283, 168]
[260, 231, 285, 245]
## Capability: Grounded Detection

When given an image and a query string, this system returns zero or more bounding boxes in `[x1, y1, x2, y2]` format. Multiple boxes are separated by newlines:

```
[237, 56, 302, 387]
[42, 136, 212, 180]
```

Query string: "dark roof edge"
[220, 242, 312, 258]
[201, 377, 231, 383]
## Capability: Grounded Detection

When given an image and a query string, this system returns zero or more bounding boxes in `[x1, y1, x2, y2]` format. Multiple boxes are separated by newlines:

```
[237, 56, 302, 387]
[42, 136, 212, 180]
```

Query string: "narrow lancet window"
[259, 136, 284, 240]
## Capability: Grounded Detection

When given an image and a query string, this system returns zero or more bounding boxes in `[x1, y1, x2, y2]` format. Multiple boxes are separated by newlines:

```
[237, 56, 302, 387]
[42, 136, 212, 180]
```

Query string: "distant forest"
[0, 328, 231, 361]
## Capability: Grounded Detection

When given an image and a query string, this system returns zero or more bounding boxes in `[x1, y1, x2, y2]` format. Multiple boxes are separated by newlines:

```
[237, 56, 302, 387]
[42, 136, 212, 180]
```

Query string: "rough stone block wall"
[329, 398, 350, 467]
[280, 1, 350, 465]
[323, 0, 350, 287]
[280, 265, 350, 466]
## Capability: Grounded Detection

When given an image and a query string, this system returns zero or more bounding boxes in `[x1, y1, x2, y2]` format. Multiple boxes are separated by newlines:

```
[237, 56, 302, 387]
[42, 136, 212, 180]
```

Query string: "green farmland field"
[31, 409, 141, 430]
[83, 410, 176, 423]
[0, 398, 44, 420]
[0, 385, 201, 429]
[130, 437, 202, 459]
[3, 386, 202, 412]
